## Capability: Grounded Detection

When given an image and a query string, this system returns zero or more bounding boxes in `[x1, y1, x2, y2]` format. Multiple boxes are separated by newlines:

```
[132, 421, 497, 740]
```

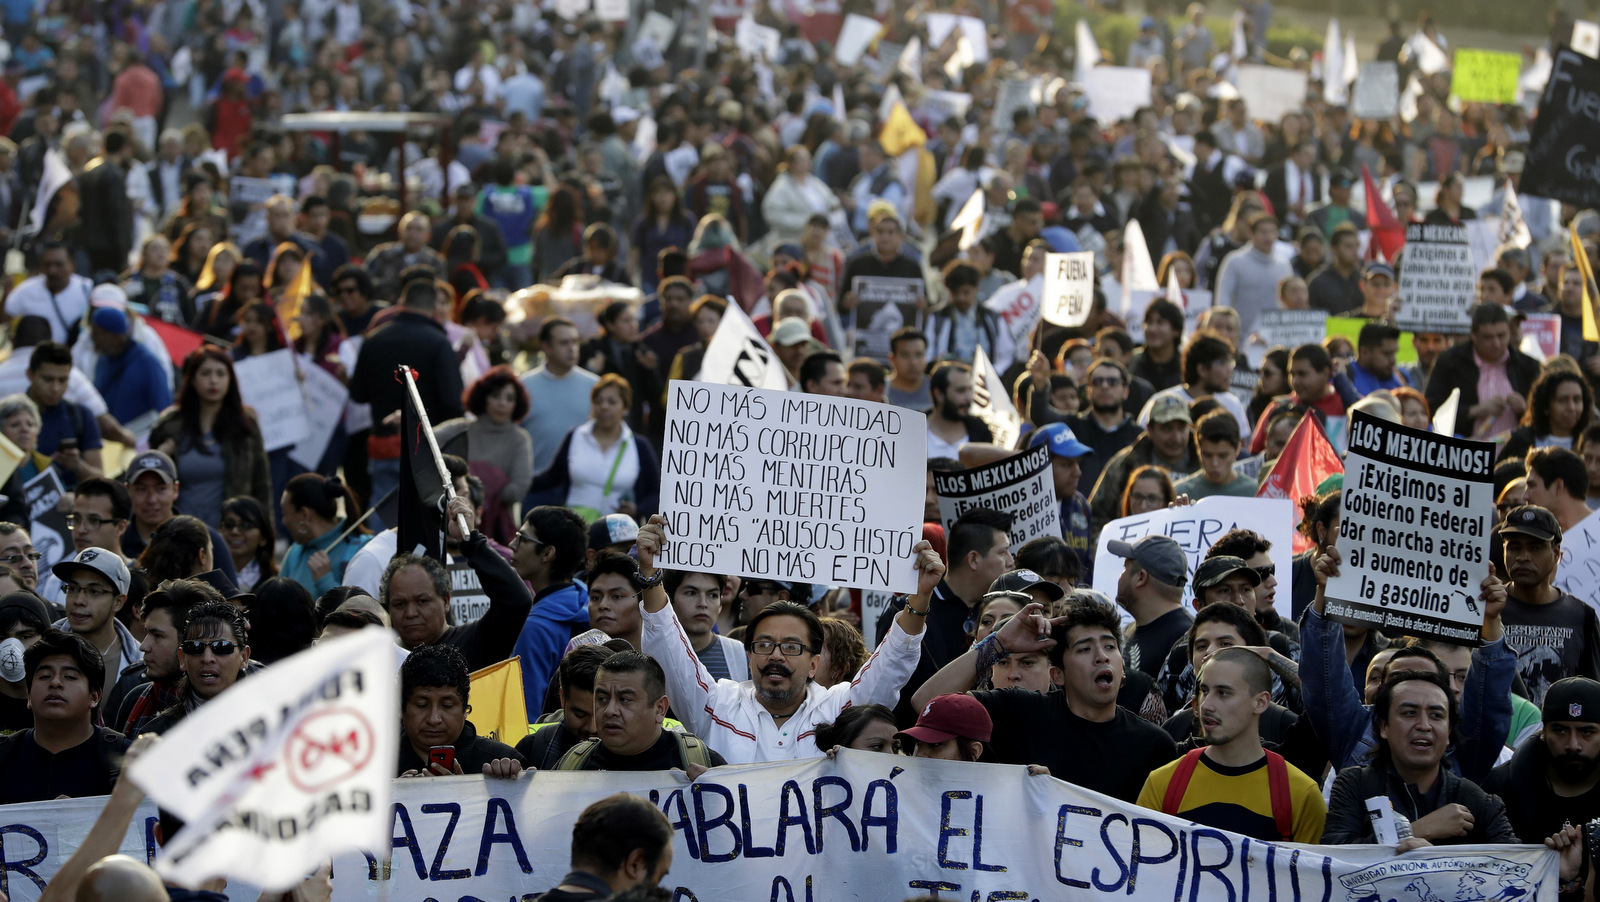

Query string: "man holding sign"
[638, 514, 939, 763]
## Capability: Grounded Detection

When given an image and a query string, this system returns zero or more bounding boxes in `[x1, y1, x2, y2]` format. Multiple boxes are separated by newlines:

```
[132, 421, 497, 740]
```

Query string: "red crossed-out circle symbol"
[284, 707, 376, 793]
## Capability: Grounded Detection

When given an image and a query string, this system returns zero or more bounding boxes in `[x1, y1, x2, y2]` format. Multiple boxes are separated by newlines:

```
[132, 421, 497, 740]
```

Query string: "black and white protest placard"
[933, 445, 1060, 550]
[24, 467, 68, 571]
[1395, 222, 1478, 334]
[1351, 61, 1400, 119]
[1523, 48, 1600, 208]
[658, 381, 926, 594]
[1041, 251, 1095, 327]
[449, 561, 490, 626]
[1324, 410, 1496, 645]
[1256, 309, 1329, 353]
[852, 276, 923, 361]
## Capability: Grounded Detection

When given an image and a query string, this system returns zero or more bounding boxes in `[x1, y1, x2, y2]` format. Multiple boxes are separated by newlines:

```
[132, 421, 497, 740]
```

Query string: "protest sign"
[1522, 312, 1561, 361]
[22, 468, 67, 571]
[1453, 48, 1522, 103]
[934, 445, 1060, 550]
[1093, 496, 1296, 614]
[834, 14, 881, 66]
[860, 589, 895, 648]
[992, 77, 1039, 131]
[1395, 222, 1478, 334]
[971, 345, 1021, 451]
[1558, 509, 1600, 620]
[851, 275, 922, 361]
[338, 337, 371, 433]
[1324, 411, 1495, 645]
[1256, 309, 1328, 356]
[126, 628, 398, 890]
[1040, 252, 1095, 327]
[657, 381, 926, 593]
[228, 176, 275, 247]
[0, 754, 1560, 902]
[1467, 217, 1501, 273]
[1577, 21, 1600, 58]
[1081, 66, 1152, 125]
[289, 354, 349, 472]
[983, 274, 1043, 348]
[735, 17, 780, 59]
[1351, 61, 1401, 119]
[698, 302, 789, 391]
[594, 0, 627, 20]
[637, 11, 677, 50]
[1523, 49, 1600, 208]
[923, 90, 973, 121]
[233, 349, 310, 451]
[1327, 316, 1419, 363]
[449, 560, 490, 625]
[1235, 64, 1310, 124]
[554, 0, 588, 19]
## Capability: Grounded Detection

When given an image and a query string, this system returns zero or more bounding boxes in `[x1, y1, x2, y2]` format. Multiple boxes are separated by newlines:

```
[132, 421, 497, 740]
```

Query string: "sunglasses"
[1252, 565, 1274, 581]
[181, 639, 238, 657]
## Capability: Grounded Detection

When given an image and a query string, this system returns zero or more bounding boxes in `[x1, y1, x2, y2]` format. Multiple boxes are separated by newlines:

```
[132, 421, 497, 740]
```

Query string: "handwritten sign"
[934, 445, 1060, 550]
[1325, 411, 1495, 645]
[1041, 252, 1095, 327]
[1523, 49, 1600, 209]
[658, 381, 926, 593]
[1396, 222, 1478, 334]
[1453, 48, 1522, 104]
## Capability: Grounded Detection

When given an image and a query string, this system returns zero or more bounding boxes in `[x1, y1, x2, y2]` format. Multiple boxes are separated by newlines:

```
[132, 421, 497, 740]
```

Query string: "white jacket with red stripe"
[641, 604, 924, 764]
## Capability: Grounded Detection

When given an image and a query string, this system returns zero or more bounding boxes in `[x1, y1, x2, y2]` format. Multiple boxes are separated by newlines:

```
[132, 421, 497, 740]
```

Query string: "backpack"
[1160, 747, 1294, 841]
[554, 733, 711, 771]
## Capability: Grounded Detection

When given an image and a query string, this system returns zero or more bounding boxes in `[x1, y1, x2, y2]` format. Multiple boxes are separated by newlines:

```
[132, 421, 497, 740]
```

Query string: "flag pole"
[332, 487, 395, 547]
[399, 366, 471, 538]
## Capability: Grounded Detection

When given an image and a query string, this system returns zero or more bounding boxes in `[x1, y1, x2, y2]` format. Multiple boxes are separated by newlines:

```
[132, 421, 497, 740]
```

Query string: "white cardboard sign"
[233, 349, 311, 451]
[1041, 251, 1095, 327]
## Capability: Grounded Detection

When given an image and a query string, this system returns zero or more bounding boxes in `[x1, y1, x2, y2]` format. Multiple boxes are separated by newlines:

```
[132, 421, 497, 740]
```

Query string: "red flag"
[1257, 414, 1344, 552]
[142, 317, 206, 367]
[1362, 164, 1406, 263]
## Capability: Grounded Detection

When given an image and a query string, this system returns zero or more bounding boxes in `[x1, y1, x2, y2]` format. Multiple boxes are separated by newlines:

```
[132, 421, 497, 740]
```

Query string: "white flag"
[126, 628, 399, 891]
[878, 83, 904, 125]
[29, 149, 71, 234]
[1323, 19, 1345, 104]
[898, 36, 922, 79]
[1498, 180, 1532, 251]
[1343, 34, 1360, 87]
[1074, 20, 1101, 82]
[1120, 218, 1160, 317]
[971, 345, 1021, 450]
[1166, 264, 1185, 307]
[697, 301, 790, 390]
[949, 188, 985, 250]
[832, 82, 847, 126]
[1432, 387, 1461, 436]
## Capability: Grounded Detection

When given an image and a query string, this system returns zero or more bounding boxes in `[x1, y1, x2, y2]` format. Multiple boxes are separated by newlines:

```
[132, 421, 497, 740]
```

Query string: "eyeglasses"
[0, 552, 42, 567]
[750, 640, 812, 657]
[63, 582, 114, 600]
[589, 589, 640, 605]
[65, 514, 123, 531]
[1251, 565, 1274, 582]
[1090, 376, 1124, 387]
[181, 639, 238, 656]
[218, 518, 258, 532]
[511, 531, 546, 550]
[1130, 492, 1166, 507]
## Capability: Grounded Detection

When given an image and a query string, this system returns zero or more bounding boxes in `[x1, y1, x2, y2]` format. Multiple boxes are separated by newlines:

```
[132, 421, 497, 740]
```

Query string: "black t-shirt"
[1503, 592, 1600, 706]
[0, 727, 127, 803]
[1128, 608, 1193, 678]
[973, 688, 1179, 801]
[0, 691, 32, 733]
[581, 731, 729, 771]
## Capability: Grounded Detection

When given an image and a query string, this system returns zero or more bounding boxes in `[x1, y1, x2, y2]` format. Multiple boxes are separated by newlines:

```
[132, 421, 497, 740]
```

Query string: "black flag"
[394, 365, 446, 562]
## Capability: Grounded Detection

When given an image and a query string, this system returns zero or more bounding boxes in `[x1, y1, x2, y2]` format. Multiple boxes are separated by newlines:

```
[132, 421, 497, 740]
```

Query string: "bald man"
[76, 856, 165, 902]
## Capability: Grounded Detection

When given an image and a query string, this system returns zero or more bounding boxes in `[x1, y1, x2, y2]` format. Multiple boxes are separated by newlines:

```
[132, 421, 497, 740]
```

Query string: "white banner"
[233, 349, 311, 451]
[934, 444, 1060, 549]
[834, 14, 881, 66]
[698, 302, 789, 391]
[1041, 251, 1095, 327]
[126, 628, 399, 890]
[1396, 222, 1478, 334]
[1081, 66, 1153, 125]
[1092, 496, 1296, 615]
[657, 381, 926, 593]
[0, 755, 1559, 901]
[983, 274, 1044, 349]
[1235, 64, 1310, 124]
[289, 354, 349, 471]
[1325, 411, 1495, 645]
[971, 344, 1021, 451]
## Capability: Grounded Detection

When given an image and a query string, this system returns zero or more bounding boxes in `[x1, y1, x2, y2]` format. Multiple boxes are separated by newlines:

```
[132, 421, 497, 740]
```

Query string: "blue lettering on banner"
[811, 776, 858, 854]
[474, 798, 530, 877]
[422, 803, 471, 881]
[0, 824, 46, 895]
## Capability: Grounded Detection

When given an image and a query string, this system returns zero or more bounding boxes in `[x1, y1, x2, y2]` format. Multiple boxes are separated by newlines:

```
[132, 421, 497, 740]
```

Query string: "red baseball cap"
[897, 694, 993, 745]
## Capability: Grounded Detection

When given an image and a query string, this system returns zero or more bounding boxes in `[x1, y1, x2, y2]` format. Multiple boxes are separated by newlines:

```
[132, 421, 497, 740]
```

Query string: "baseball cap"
[1028, 422, 1093, 458]
[1544, 677, 1600, 723]
[1147, 394, 1192, 425]
[611, 106, 641, 125]
[1192, 555, 1261, 590]
[1496, 504, 1562, 543]
[1362, 261, 1396, 281]
[897, 693, 994, 745]
[588, 514, 639, 550]
[1329, 169, 1354, 188]
[984, 568, 1065, 603]
[1106, 535, 1189, 588]
[52, 547, 130, 596]
[770, 317, 812, 347]
[126, 451, 178, 485]
[90, 307, 129, 336]
[89, 283, 129, 310]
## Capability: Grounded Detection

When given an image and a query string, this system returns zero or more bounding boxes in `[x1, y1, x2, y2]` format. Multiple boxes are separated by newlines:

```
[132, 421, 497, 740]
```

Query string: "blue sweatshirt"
[514, 581, 590, 718]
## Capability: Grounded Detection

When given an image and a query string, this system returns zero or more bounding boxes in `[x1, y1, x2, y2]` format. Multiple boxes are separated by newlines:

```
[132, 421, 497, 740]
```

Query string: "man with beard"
[636, 515, 938, 763]
[925, 361, 992, 460]
[1486, 677, 1600, 844]
[1497, 505, 1600, 705]
[1138, 647, 1326, 842]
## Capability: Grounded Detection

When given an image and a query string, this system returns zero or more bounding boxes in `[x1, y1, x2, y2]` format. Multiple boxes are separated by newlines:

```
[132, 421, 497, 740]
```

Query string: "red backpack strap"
[1264, 750, 1293, 841]
[1161, 748, 1207, 815]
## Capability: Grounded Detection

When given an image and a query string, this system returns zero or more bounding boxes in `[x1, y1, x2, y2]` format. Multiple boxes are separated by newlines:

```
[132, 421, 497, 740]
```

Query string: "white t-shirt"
[5, 275, 93, 343]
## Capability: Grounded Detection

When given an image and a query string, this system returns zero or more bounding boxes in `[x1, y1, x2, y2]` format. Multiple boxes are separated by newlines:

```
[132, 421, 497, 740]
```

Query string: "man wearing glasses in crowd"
[34, 477, 135, 614]
[48, 547, 139, 708]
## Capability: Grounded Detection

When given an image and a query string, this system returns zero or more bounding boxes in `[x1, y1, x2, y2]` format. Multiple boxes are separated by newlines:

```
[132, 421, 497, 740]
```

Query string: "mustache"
[761, 663, 793, 678]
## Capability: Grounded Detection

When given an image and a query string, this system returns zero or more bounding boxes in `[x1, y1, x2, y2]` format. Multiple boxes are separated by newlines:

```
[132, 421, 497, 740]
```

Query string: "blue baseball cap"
[1029, 422, 1094, 458]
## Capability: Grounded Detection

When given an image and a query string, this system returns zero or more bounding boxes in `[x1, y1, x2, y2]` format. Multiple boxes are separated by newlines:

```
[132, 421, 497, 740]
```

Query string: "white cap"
[89, 283, 129, 310]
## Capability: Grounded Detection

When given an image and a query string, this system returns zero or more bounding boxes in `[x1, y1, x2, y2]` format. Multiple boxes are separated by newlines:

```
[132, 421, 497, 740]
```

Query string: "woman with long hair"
[1120, 465, 1176, 517]
[1248, 346, 1292, 424]
[629, 176, 695, 293]
[435, 366, 534, 544]
[531, 186, 582, 284]
[245, 577, 317, 665]
[190, 244, 243, 331]
[169, 222, 217, 286]
[278, 473, 371, 597]
[292, 293, 346, 380]
[1501, 369, 1596, 460]
[219, 495, 277, 590]
[148, 348, 271, 527]
[263, 241, 310, 320]
[196, 257, 261, 340]
[1424, 173, 1477, 225]
[138, 515, 216, 587]
[444, 224, 490, 299]
[579, 301, 659, 431]
[231, 301, 287, 360]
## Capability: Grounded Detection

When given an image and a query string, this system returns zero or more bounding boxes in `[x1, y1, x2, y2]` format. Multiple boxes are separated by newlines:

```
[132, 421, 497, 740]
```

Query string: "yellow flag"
[467, 657, 528, 743]
[878, 101, 926, 158]
[0, 431, 23, 487]
[1573, 222, 1600, 342]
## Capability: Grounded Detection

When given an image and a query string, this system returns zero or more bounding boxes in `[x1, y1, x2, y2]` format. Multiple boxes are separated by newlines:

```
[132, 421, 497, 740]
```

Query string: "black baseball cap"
[1545, 677, 1600, 723]
[984, 569, 1065, 603]
[1496, 504, 1562, 543]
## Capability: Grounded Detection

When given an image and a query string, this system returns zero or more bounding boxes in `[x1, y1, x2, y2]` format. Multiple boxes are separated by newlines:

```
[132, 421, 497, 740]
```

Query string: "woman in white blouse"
[762, 146, 842, 244]
[526, 373, 659, 522]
